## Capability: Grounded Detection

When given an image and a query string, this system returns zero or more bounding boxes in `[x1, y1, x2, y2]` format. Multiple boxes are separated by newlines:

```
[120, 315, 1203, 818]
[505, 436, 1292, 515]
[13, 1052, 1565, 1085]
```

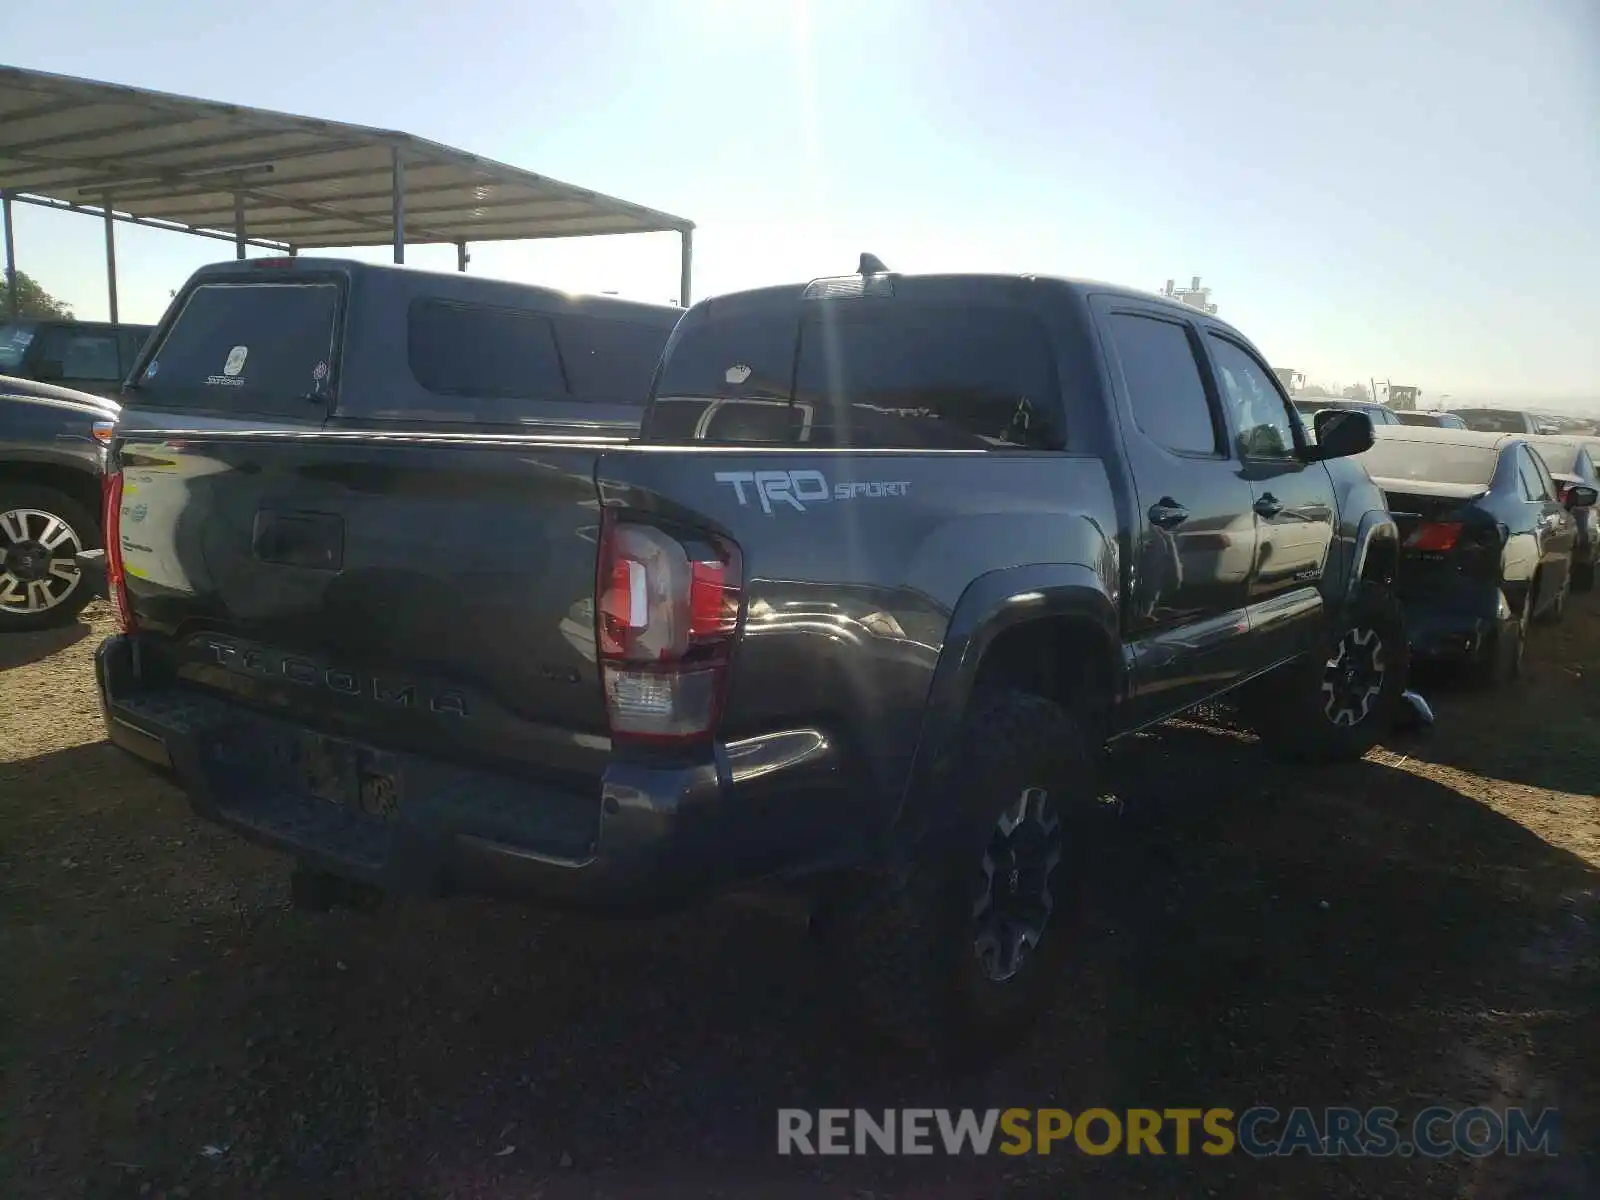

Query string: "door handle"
[1148, 498, 1189, 529]
[1253, 493, 1284, 518]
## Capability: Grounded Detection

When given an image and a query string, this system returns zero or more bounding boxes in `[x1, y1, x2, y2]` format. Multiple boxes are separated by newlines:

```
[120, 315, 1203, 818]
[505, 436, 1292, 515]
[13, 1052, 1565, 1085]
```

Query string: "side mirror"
[1565, 484, 1598, 509]
[1307, 410, 1375, 460]
[34, 358, 65, 381]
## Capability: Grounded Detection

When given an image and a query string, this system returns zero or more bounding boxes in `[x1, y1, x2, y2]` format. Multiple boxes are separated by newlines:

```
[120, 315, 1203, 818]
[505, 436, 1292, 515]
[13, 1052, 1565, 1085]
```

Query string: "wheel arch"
[1348, 510, 1400, 599]
[891, 564, 1120, 846]
[0, 459, 105, 541]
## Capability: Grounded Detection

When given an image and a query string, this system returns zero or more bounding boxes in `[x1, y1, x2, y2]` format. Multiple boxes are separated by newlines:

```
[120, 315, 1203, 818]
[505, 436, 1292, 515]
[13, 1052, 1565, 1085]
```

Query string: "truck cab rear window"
[137, 282, 339, 415]
[647, 304, 1062, 449]
[794, 306, 1061, 449]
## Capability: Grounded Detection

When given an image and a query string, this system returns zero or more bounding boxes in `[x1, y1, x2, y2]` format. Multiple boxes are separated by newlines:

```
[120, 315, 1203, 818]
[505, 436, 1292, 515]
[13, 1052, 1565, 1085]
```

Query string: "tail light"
[101, 469, 137, 633]
[1405, 522, 1462, 552]
[1557, 482, 1574, 504]
[595, 511, 742, 745]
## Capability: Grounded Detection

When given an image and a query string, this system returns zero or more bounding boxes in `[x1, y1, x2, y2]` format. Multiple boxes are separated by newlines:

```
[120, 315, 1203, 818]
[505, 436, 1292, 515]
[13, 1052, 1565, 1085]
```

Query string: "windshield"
[1360, 439, 1499, 487]
[135, 281, 340, 416]
[0, 322, 36, 373]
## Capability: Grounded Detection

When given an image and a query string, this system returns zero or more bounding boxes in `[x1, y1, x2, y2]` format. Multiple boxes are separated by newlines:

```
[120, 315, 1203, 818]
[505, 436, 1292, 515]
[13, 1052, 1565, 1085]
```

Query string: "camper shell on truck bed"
[114, 257, 682, 438]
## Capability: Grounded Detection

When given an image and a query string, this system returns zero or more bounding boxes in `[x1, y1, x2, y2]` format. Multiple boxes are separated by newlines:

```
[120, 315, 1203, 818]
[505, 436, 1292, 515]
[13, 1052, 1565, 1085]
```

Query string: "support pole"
[103, 196, 119, 324]
[288, 246, 298, 258]
[2, 190, 16, 317]
[456, 240, 469, 273]
[234, 192, 246, 260]
[391, 146, 406, 265]
[679, 227, 693, 307]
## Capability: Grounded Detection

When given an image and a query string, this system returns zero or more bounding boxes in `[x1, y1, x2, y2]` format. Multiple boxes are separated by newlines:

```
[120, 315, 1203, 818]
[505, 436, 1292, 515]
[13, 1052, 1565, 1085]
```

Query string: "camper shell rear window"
[132, 280, 342, 417]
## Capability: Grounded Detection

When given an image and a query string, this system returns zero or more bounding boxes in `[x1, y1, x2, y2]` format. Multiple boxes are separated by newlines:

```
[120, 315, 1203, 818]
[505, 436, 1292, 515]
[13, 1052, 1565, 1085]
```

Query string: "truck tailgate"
[116, 431, 615, 781]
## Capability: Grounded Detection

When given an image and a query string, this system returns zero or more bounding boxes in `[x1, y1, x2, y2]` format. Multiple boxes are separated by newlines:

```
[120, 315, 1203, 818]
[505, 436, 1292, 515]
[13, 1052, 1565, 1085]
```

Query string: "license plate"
[299, 733, 401, 821]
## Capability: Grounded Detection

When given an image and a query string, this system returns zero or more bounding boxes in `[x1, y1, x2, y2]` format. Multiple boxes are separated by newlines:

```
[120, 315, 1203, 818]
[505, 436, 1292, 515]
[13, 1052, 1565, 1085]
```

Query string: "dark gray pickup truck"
[95, 257, 1405, 1062]
[0, 374, 117, 631]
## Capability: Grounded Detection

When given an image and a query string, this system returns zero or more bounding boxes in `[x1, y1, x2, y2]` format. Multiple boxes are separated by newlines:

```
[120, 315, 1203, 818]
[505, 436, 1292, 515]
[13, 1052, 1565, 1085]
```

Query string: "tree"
[0, 271, 73, 320]
[1342, 382, 1372, 402]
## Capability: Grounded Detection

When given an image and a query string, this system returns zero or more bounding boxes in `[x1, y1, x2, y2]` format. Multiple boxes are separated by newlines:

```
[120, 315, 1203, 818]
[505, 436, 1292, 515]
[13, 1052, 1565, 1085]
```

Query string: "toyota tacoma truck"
[93, 256, 1405, 1062]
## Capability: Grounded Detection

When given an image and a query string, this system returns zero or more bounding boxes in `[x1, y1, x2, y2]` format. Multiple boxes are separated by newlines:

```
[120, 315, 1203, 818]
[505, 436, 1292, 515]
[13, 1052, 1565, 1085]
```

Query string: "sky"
[2, 0, 1597, 407]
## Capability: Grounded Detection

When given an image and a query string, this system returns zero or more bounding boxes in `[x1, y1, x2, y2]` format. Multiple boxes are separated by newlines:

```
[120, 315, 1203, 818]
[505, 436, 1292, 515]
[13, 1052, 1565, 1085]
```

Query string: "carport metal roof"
[0, 65, 696, 318]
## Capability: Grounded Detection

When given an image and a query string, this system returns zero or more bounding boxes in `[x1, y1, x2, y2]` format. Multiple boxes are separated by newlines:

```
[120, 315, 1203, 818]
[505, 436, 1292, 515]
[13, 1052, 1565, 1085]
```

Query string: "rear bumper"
[1400, 588, 1512, 663]
[95, 636, 845, 913]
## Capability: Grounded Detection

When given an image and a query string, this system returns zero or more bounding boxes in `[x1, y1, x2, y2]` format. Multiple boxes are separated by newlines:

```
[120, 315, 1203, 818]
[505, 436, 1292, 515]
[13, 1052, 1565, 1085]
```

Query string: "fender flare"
[1347, 509, 1401, 601]
[0, 445, 103, 473]
[891, 563, 1119, 841]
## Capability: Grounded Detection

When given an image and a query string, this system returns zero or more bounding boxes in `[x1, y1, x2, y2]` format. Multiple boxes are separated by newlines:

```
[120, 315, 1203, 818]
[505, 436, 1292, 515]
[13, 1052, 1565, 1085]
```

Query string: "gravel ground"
[2, 599, 1596, 1199]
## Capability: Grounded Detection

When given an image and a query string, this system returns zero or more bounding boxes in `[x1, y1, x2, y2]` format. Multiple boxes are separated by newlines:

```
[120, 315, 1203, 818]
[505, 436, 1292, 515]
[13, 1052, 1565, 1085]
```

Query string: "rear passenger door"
[1092, 299, 1258, 722]
[1203, 331, 1337, 664]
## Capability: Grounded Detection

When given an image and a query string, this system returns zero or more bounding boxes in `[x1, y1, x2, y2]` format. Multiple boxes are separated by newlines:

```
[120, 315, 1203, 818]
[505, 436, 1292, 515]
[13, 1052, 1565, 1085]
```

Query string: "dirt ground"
[2, 599, 1596, 1199]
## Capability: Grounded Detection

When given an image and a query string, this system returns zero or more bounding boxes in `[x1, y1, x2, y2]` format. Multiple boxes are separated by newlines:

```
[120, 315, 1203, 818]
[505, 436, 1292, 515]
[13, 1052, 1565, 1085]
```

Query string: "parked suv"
[93, 259, 1406, 1062]
[0, 318, 155, 398]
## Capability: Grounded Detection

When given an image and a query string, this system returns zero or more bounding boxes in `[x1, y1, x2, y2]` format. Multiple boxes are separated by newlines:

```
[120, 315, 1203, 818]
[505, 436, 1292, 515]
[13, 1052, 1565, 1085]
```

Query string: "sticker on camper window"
[725, 363, 753, 385]
[144, 361, 159, 379]
[312, 361, 329, 383]
[205, 345, 250, 387]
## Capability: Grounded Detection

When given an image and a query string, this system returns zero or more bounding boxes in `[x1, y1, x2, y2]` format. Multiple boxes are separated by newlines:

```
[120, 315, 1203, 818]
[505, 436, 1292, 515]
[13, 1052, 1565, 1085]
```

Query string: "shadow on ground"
[3, 722, 1595, 1200]
[0, 618, 90, 671]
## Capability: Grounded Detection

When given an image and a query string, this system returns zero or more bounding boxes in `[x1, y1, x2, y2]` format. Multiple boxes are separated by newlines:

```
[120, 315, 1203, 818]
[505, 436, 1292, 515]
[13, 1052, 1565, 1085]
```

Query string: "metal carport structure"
[0, 65, 696, 320]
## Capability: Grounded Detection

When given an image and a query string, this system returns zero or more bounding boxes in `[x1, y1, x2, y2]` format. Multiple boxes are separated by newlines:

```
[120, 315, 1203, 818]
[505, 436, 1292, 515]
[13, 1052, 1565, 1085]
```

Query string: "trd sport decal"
[714, 469, 911, 514]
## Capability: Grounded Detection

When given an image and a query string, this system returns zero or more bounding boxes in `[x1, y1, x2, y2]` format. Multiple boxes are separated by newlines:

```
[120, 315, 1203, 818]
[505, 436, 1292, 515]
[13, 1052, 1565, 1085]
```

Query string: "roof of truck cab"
[682, 271, 1244, 325]
[186, 256, 684, 325]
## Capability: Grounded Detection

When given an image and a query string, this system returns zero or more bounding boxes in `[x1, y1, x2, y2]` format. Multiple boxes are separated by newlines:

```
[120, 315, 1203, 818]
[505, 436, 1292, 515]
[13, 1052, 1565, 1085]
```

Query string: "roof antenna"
[858, 252, 889, 275]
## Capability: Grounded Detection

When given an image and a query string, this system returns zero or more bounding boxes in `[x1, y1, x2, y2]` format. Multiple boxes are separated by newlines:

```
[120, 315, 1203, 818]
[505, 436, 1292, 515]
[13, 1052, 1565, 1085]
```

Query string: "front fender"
[891, 562, 1119, 842]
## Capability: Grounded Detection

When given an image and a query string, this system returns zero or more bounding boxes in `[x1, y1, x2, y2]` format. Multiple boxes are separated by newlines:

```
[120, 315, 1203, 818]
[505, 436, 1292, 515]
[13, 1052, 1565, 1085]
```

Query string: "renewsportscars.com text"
[777, 1106, 1560, 1158]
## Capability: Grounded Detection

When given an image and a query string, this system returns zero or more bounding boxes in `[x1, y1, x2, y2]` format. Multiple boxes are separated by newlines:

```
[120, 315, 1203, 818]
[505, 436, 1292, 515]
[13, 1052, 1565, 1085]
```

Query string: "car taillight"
[595, 511, 743, 745]
[1405, 521, 1462, 552]
[1557, 482, 1573, 504]
[101, 469, 136, 633]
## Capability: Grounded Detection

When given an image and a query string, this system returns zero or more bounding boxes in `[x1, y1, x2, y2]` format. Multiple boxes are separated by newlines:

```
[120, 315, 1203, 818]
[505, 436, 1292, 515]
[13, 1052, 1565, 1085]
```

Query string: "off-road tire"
[1246, 582, 1409, 763]
[0, 483, 100, 633]
[833, 691, 1090, 1070]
